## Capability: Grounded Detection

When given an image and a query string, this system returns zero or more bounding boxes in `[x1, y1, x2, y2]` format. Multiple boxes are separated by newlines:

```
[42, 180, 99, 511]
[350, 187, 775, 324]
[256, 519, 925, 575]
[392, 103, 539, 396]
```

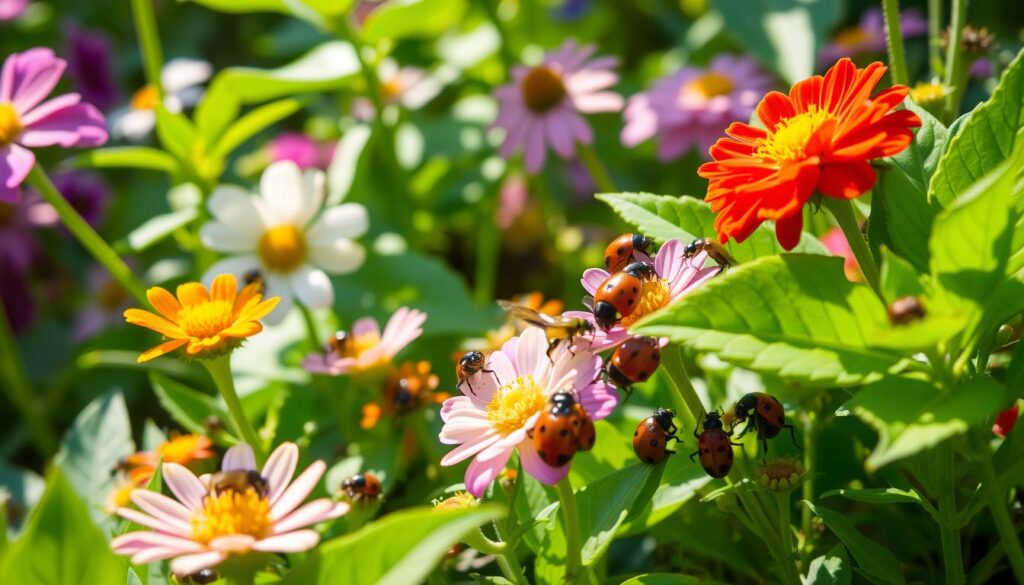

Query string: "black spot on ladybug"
[634, 430, 638, 436]
[652, 351, 659, 359]
[605, 256, 611, 264]
[703, 466, 714, 476]
[540, 425, 547, 433]
[572, 419, 580, 427]
[559, 429, 570, 438]
[632, 286, 639, 293]
[627, 299, 634, 306]
[617, 246, 625, 255]
[718, 465, 729, 476]
[538, 450, 546, 461]
[650, 439, 659, 447]
[631, 351, 639, 358]
[605, 284, 614, 291]
[557, 454, 570, 465]
[762, 403, 771, 411]
[716, 445, 726, 453]
[726, 450, 733, 459]
[776, 416, 784, 425]
[639, 372, 648, 380]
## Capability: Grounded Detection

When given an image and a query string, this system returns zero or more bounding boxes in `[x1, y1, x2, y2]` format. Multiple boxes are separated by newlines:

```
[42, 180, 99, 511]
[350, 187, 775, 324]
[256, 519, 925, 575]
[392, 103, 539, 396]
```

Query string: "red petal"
[757, 91, 797, 131]
[774, 212, 804, 251]
[818, 161, 877, 199]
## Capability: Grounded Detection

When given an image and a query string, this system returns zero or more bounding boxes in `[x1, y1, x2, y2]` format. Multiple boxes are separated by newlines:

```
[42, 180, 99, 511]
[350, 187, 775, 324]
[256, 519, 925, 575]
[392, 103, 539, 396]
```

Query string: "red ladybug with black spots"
[632, 407, 679, 464]
[608, 336, 661, 393]
[341, 472, 382, 502]
[732, 392, 799, 459]
[592, 261, 656, 331]
[691, 410, 740, 479]
[604, 233, 656, 273]
[530, 392, 594, 466]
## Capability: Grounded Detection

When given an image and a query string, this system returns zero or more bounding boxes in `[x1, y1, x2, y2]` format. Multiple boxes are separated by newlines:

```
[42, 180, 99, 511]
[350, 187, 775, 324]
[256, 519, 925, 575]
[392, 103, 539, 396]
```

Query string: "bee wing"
[581, 295, 595, 312]
[498, 300, 558, 328]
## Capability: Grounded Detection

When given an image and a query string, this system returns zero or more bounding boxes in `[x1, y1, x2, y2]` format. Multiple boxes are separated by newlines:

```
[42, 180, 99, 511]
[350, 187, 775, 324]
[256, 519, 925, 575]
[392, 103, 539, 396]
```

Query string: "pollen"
[258, 224, 307, 273]
[130, 85, 161, 110]
[521, 66, 567, 113]
[486, 375, 547, 436]
[191, 489, 272, 545]
[680, 72, 734, 101]
[619, 278, 672, 328]
[178, 300, 235, 340]
[0, 102, 22, 146]
[755, 105, 834, 164]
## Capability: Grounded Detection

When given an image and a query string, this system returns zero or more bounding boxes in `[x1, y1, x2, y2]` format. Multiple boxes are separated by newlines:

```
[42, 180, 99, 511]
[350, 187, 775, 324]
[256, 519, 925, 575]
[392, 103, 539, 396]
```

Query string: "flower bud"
[433, 491, 479, 512]
[757, 457, 806, 492]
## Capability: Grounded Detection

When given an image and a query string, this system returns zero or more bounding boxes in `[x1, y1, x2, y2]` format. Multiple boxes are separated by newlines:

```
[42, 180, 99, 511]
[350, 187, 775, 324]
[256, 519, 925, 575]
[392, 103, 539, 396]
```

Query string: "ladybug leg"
[482, 368, 502, 387]
[546, 340, 559, 364]
[759, 435, 769, 462]
[784, 424, 801, 450]
[733, 421, 752, 439]
[459, 377, 476, 395]
[665, 448, 677, 456]
[688, 449, 699, 462]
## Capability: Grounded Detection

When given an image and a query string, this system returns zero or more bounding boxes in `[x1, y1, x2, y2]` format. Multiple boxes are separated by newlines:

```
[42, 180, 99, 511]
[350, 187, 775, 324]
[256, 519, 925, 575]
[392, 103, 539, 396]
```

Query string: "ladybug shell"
[362, 473, 382, 497]
[610, 337, 661, 385]
[595, 272, 643, 319]
[633, 416, 670, 463]
[533, 410, 579, 467]
[604, 234, 652, 273]
[747, 392, 785, 438]
[573, 404, 596, 451]
[698, 427, 734, 478]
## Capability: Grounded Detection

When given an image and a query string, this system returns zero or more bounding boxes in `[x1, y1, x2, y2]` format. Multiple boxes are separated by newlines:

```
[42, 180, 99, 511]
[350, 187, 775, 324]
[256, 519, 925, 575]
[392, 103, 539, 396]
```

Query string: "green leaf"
[0, 468, 123, 584]
[597, 193, 826, 262]
[886, 100, 949, 200]
[212, 42, 360, 105]
[186, 0, 352, 26]
[150, 372, 230, 438]
[930, 48, 1024, 206]
[876, 157, 943, 273]
[620, 575, 727, 585]
[55, 391, 134, 525]
[511, 467, 556, 554]
[124, 208, 199, 252]
[804, 502, 905, 585]
[838, 376, 1003, 469]
[805, 544, 852, 585]
[361, 0, 468, 43]
[711, 0, 840, 84]
[154, 106, 198, 166]
[821, 487, 923, 506]
[212, 98, 304, 159]
[634, 255, 903, 387]
[72, 147, 179, 174]
[619, 454, 713, 536]
[575, 462, 666, 566]
[194, 78, 242, 147]
[326, 125, 373, 205]
[879, 247, 925, 301]
[281, 506, 503, 584]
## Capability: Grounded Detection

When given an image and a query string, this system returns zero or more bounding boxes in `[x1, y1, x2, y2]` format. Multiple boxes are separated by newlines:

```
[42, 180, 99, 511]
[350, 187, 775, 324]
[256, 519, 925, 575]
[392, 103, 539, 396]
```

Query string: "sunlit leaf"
[361, 0, 468, 43]
[804, 502, 905, 585]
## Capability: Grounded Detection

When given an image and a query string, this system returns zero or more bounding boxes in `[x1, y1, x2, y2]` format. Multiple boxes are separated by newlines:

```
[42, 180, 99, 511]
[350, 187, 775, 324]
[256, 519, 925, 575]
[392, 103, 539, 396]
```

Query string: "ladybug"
[341, 472, 382, 502]
[690, 410, 740, 478]
[456, 351, 500, 395]
[733, 392, 799, 459]
[683, 238, 736, 268]
[183, 569, 219, 584]
[604, 233, 656, 273]
[632, 407, 679, 464]
[574, 403, 596, 451]
[593, 261, 657, 331]
[887, 296, 926, 325]
[608, 336, 661, 392]
[530, 392, 592, 466]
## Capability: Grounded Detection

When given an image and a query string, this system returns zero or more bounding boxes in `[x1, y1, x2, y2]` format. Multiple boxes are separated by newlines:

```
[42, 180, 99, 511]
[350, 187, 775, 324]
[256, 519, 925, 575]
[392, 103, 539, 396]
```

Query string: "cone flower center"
[521, 66, 567, 113]
[487, 375, 547, 436]
[620, 278, 672, 328]
[178, 300, 235, 339]
[258, 224, 307, 273]
[131, 85, 161, 110]
[681, 72, 734, 101]
[0, 102, 23, 146]
[191, 489, 272, 544]
[755, 105, 834, 164]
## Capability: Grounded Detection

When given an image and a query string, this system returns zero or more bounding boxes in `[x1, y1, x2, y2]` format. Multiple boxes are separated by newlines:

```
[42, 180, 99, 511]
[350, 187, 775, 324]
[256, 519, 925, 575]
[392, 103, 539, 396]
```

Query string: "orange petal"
[221, 321, 262, 339]
[238, 296, 281, 323]
[210, 273, 238, 304]
[176, 282, 210, 308]
[146, 287, 182, 321]
[138, 338, 188, 363]
[124, 309, 187, 339]
[361, 402, 382, 429]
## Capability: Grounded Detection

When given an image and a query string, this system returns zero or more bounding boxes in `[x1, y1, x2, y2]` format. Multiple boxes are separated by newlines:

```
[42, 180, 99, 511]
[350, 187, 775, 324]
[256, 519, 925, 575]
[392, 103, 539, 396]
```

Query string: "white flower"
[112, 58, 212, 141]
[200, 161, 368, 324]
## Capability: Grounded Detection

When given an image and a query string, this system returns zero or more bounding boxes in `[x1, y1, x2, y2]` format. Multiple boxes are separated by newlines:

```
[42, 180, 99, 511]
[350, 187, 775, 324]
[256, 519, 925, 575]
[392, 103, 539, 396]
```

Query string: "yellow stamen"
[0, 102, 23, 146]
[832, 27, 871, 48]
[487, 375, 547, 436]
[620, 278, 672, 328]
[521, 66, 567, 113]
[755, 105, 834, 164]
[178, 301, 235, 339]
[191, 489, 272, 545]
[433, 491, 478, 512]
[130, 85, 161, 110]
[680, 72, 735, 101]
[106, 480, 136, 512]
[258, 224, 307, 273]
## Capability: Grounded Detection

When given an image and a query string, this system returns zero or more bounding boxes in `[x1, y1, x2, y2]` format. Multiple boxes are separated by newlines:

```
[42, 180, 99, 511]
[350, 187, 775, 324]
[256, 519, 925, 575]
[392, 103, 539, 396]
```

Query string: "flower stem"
[662, 343, 708, 422]
[821, 196, 883, 300]
[775, 491, 795, 560]
[296, 303, 351, 440]
[928, 0, 944, 77]
[881, 0, 910, 86]
[937, 442, 965, 585]
[465, 527, 528, 585]
[0, 300, 57, 457]
[203, 354, 266, 463]
[943, 0, 968, 122]
[975, 443, 1024, 581]
[575, 142, 618, 195]
[799, 412, 818, 564]
[129, 0, 165, 97]
[492, 522, 529, 585]
[473, 181, 502, 304]
[555, 477, 584, 584]
[26, 165, 147, 304]
[734, 485, 801, 585]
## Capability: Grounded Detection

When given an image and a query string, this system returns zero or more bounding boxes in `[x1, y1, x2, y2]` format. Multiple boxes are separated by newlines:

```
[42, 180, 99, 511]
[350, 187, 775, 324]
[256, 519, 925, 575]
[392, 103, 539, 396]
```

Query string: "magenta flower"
[621, 55, 772, 161]
[65, 24, 120, 112]
[566, 239, 721, 351]
[303, 307, 426, 376]
[0, 48, 108, 203]
[821, 227, 862, 283]
[820, 8, 927, 65]
[267, 132, 335, 170]
[0, 0, 27, 21]
[111, 442, 348, 576]
[492, 39, 623, 173]
[439, 327, 618, 496]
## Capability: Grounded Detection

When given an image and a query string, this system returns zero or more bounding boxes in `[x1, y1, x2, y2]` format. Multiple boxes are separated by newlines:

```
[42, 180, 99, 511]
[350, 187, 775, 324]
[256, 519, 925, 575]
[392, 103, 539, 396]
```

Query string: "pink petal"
[131, 489, 193, 528]
[272, 498, 337, 534]
[578, 381, 619, 420]
[581, 268, 610, 296]
[222, 444, 257, 472]
[209, 534, 255, 553]
[252, 530, 321, 553]
[545, 114, 576, 158]
[2, 49, 65, 113]
[19, 99, 107, 148]
[116, 507, 188, 535]
[378, 307, 426, 357]
[440, 432, 500, 466]
[269, 460, 326, 520]
[515, 327, 548, 383]
[574, 91, 624, 114]
[131, 546, 193, 565]
[111, 531, 205, 555]
[564, 111, 594, 146]
[163, 463, 206, 511]
[519, 441, 570, 486]
[0, 143, 33, 200]
[464, 442, 514, 497]
[263, 442, 299, 505]
[169, 552, 226, 576]
[654, 239, 683, 281]
[567, 70, 618, 95]
[351, 315, 380, 338]
[524, 120, 548, 173]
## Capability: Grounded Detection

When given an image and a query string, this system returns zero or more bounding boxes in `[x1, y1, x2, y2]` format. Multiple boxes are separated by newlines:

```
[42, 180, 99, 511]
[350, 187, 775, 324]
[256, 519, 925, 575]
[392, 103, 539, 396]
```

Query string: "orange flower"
[361, 361, 448, 429]
[124, 274, 279, 362]
[123, 433, 216, 485]
[698, 58, 920, 250]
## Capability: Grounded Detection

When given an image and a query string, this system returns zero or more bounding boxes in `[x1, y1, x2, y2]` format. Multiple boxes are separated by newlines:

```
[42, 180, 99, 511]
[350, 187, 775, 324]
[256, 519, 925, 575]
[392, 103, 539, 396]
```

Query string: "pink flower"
[821, 227, 862, 282]
[303, 307, 426, 376]
[267, 132, 335, 170]
[621, 55, 772, 161]
[820, 8, 927, 65]
[439, 327, 618, 496]
[495, 173, 528, 230]
[111, 442, 348, 575]
[0, 0, 27, 21]
[566, 239, 721, 351]
[492, 39, 623, 173]
[0, 48, 108, 202]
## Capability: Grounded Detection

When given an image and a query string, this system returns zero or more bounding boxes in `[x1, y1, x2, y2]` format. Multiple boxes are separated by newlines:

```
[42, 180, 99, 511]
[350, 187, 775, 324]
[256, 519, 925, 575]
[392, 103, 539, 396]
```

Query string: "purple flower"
[0, 0, 28, 21]
[622, 55, 772, 161]
[50, 170, 109, 228]
[0, 193, 55, 273]
[821, 8, 928, 65]
[267, 132, 335, 170]
[65, 24, 120, 112]
[0, 48, 108, 203]
[492, 40, 623, 173]
[73, 264, 130, 340]
[970, 57, 994, 79]
[0, 263, 33, 333]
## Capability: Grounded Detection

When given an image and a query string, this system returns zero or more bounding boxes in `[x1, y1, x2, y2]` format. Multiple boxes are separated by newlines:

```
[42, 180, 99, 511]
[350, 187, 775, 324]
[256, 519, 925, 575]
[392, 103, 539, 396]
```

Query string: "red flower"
[993, 404, 1019, 439]
[698, 58, 920, 250]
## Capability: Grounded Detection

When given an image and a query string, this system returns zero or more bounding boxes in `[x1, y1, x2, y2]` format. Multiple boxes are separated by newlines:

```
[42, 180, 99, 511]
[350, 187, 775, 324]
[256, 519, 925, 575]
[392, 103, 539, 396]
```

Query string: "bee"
[456, 351, 500, 395]
[683, 238, 736, 268]
[497, 300, 595, 360]
[207, 470, 269, 498]
[327, 330, 354, 358]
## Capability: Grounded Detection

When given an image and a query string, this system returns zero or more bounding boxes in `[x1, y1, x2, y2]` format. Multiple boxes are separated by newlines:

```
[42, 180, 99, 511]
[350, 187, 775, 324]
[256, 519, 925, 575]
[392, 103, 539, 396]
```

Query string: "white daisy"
[112, 58, 212, 141]
[200, 161, 368, 325]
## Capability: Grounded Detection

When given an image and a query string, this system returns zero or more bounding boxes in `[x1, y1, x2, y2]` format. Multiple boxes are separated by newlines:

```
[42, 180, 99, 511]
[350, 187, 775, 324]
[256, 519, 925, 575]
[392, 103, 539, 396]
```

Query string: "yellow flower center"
[832, 26, 871, 48]
[486, 375, 547, 436]
[106, 480, 137, 512]
[131, 85, 161, 110]
[0, 102, 23, 147]
[620, 277, 672, 328]
[178, 300, 235, 339]
[190, 489, 272, 545]
[680, 72, 735, 101]
[910, 82, 947, 105]
[158, 435, 205, 463]
[521, 66, 567, 113]
[99, 279, 127, 311]
[755, 105, 834, 164]
[381, 78, 403, 101]
[258, 224, 307, 273]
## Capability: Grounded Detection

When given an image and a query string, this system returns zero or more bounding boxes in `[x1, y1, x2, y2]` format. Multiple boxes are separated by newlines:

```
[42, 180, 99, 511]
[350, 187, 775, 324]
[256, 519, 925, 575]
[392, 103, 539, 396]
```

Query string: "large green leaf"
[887, 100, 949, 201]
[123, 208, 199, 252]
[618, 456, 712, 535]
[804, 502, 905, 585]
[281, 506, 503, 584]
[187, 0, 351, 26]
[930, 48, 1024, 206]
[621, 575, 727, 585]
[805, 544, 852, 585]
[0, 469, 123, 584]
[575, 462, 665, 566]
[838, 376, 1003, 470]
[634, 255, 904, 387]
[361, 0, 468, 43]
[212, 42, 360, 105]
[597, 192, 826, 262]
[150, 372, 230, 438]
[711, 0, 840, 84]
[211, 98, 304, 159]
[72, 147, 179, 174]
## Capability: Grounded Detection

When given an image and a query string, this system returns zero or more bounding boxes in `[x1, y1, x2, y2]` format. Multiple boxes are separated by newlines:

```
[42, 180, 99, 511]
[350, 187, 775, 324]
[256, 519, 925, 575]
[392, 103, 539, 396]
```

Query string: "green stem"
[800, 412, 818, 564]
[296, 302, 323, 352]
[881, 0, 910, 86]
[0, 301, 57, 457]
[821, 196, 882, 300]
[976, 448, 1024, 581]
[27, 166, 147, 304]
[555, 477, 584, 584]
[937, 442, 965, 585]
[203, 355, 266, 463]
[928, 0, 944, 77]
[475, 0, 516, 71]
[776, 491, 795, 561]
[662, 344, 708, 422]
[129, 0, 165, 97]
[735, 486, 801, 585]
[473, 182, 502, 304]
[943, 0, 969, 122]
[575, 142, 618, 195]
[468, 525, 529, 585]
[296, 302, 352, 440]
